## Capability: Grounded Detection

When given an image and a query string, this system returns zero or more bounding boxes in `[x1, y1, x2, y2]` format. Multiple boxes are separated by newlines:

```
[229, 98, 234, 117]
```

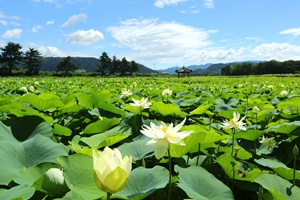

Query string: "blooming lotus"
[259, 135, 278, 151]
[140, 118, 193, 159]
[280, 90, 288, 96]
[130, 97, 152, 109]
[162, 88, 172, 97]
[221, 111, 246, 131]
[93, 147, 132, 194]
[120, 88, 132, 98]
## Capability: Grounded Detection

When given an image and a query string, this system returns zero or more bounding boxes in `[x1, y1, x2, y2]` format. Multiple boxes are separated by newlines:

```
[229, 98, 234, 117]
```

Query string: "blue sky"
[1, 0, 300, 70]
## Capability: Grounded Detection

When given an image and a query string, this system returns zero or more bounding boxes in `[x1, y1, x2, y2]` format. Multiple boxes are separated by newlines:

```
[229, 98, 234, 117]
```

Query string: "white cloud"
[154, 0, 187, 8]
[0, 20, 7, 26]
[32, 25, 42, 32]
[203, 0, 214, 8]
[106, 18, 213, 64]
[1, 28, 22, 38]
[280, 28, 300, 37]
[38, 46, 69, 57]
[183, 48, 245, 62]
[67, 29, 104, 45]
[46, 20, 54, 25]
[251, 43, 300, 61]
[62, 13, 87, 28]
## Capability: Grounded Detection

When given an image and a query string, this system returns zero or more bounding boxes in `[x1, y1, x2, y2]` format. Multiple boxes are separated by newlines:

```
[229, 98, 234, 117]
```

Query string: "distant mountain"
[40, 57, 157, 73]
[193, 61, 262, 75]
[157, 63, 212, 74]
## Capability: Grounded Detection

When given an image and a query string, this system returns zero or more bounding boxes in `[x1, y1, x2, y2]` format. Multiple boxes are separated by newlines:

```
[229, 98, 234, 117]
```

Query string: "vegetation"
[56, 56, 78, 76]
[0, 42, 23, 75]
[0, 76, 300, 199]
[221, 60, 300, 75]
[23, 48, 43, 75]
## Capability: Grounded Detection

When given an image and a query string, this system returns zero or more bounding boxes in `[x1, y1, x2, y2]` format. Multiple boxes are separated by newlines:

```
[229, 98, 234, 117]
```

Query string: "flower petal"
[154, 139, 169, 159]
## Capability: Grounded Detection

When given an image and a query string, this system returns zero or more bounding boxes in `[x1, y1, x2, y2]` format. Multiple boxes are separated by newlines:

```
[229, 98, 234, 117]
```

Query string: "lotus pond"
[0, 75, 300, 200]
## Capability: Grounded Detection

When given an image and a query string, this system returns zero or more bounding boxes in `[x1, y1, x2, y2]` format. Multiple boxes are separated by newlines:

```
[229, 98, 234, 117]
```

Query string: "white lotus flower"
[20, 86, 28, 94]
[259, 135, 278, 151]
[28, 86, 35, 92]
[221, 111, 246, 131]
[280, 90, 288, 96]
[140, 118, 193, 159]
[162, 88, 172, 97]
[130, 97, 152, 109]
[120, 88, 132, 98]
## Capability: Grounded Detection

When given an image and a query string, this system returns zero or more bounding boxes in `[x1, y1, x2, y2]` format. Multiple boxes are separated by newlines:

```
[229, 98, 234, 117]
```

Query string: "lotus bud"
[93, 147, 132, 194]
[42, 168, 69, 196]
[293, 145, 299, 156]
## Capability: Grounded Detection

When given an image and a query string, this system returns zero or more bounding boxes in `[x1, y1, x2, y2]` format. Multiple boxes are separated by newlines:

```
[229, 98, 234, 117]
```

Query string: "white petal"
[154, 139, 169, 159]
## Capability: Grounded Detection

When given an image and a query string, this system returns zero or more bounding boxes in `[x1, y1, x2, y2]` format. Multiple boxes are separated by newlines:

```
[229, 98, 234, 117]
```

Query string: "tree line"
[221, 60, 300, 75]
[0, 42, 139, 76]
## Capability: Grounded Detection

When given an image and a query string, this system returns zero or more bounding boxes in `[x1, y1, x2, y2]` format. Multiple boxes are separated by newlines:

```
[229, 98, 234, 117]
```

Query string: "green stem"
[107, 192, 111, 200]
[167, 149, 172, 200]
[293, 154, 296, 186]
[196, 143, 200, 166]
[231, 129, 235, 157]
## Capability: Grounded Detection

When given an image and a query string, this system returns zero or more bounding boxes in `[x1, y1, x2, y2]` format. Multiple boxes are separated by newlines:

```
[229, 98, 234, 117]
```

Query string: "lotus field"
[1, 75, 300, 200]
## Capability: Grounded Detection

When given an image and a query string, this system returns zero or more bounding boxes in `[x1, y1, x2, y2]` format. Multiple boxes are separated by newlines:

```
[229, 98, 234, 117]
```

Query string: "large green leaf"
[0, 134, 68, 185]
[53, 124, 72, 136]
[21, 93, 64, 111]
[81, 117, 120, 135]
[5, 115, 53, 141]
[150, 101, 183, 117]
[118, 137, 154, 161]
[81, 125, 132, 149]
[277, 96, 300, 111]
[235, 129, 264, 141]
[267, 121, 300, 134]
[216, 154, 261, 182]
[170, 130, 206, 158]
[175, 165, 234, 200]
[114, 166, 169, 200]
[58, 154, 105, 200]
[190, 103, 211, 115]
[0, 185, 35, 200]
[255, 173, 300, 200]
[255, 158, 300, 180]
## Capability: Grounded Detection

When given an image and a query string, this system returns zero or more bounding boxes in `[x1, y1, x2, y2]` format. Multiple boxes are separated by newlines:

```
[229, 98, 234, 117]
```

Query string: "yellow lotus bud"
[93, 147, 132, 194]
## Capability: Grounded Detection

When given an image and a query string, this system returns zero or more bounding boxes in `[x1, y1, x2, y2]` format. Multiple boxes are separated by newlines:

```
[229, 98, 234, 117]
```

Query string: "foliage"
[1, 76, 300, 199]
[221, 60, 300, 75]
[0, 42, 23, 75]
[23, 48, 43, 75]
[56, 56, 78, 76]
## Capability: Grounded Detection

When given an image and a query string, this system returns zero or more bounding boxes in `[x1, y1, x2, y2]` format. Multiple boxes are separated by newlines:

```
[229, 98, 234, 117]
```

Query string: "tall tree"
[109, 55, 120, 75]
[0, 42, 23, 75]
[56, 56, 78, 76]
[129, 60, 139, 75]
[98, 52, 111, 76]
[120, 57, 129, 76]
[23, 48, 43, 75]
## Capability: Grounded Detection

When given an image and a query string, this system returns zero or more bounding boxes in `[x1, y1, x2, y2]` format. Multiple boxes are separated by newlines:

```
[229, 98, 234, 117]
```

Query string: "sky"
[1, 0, 300, 70]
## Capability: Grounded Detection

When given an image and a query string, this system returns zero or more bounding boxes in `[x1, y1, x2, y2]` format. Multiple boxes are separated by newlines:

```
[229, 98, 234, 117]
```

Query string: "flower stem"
[167, 149, 172, 200]
[196, 143, 200, 166]
[231, 129, 235, 157]
[107, 192, 111, 200]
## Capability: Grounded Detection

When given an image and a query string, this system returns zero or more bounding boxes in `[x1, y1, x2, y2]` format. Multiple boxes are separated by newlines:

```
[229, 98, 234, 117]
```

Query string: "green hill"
[41, 57, 157, 73]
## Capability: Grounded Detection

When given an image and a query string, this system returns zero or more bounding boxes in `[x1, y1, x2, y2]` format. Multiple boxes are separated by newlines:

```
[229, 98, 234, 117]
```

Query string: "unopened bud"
[253, 106, 260, 114]
[293, 145, 299, 156]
